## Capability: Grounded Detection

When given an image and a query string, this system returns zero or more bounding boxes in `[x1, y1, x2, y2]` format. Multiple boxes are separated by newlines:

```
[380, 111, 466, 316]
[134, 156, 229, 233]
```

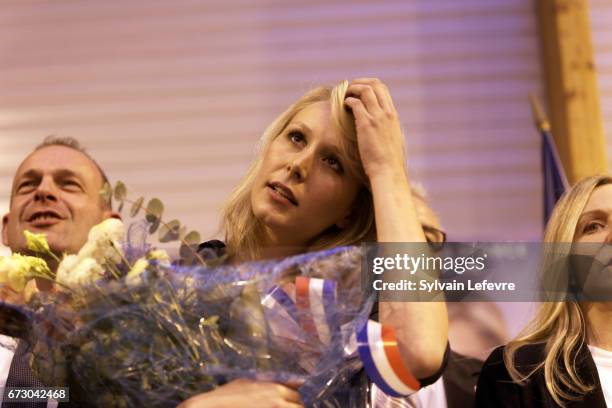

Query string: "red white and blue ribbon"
[263, 276, 420, 397]
[295, 276, 337, 345]
[357, 320, 421, 397]
[261, 277, 337, 345]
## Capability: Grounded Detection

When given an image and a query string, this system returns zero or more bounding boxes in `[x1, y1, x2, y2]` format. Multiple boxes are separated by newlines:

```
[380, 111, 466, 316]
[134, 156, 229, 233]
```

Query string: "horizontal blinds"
[590, 0, 612, 171]
[0, 0, 545, 258]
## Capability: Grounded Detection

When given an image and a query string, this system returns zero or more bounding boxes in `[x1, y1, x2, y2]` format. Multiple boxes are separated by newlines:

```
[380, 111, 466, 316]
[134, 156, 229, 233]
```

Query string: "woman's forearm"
[370, 169, 449, 379]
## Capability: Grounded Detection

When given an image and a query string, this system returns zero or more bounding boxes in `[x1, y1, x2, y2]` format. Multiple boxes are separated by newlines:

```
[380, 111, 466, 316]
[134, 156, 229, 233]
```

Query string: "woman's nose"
[287, 151, 314, 181]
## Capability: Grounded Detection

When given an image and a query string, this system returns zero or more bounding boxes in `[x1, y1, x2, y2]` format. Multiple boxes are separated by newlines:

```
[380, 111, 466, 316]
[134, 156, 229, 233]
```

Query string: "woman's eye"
[583, 221, 604, 234]
[324, 157, 343, 172]
[288, 131, 305, 145]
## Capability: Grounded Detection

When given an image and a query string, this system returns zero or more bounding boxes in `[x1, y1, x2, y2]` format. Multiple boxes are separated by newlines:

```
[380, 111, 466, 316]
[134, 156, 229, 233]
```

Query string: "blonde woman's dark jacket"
[475, 342, 606, 408]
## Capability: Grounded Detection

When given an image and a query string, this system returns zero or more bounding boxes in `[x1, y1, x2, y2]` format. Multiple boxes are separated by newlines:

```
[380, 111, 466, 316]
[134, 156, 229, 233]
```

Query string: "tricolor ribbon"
[295, 276, 337, 345]
[357, 320, 421, 397]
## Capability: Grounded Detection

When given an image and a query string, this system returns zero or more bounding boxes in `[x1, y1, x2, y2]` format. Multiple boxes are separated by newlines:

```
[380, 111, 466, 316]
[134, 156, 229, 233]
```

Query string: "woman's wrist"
[367, 165, 410, 189]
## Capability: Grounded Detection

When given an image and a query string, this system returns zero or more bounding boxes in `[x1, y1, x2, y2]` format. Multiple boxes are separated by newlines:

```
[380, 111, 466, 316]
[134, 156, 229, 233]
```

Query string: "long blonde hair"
[221, 81, 376, 260]
[504, 174, 612, 405]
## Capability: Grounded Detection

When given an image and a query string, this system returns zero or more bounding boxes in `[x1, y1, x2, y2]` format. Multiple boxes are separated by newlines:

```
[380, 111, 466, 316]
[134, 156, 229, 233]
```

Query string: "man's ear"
[2, 213, 10, 247]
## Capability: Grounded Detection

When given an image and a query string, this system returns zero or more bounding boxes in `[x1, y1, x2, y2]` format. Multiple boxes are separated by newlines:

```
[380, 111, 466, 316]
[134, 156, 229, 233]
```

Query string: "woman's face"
[574, 184, 612, 243]
[572, 183, 612, 304]
[250, 101, 362, 249]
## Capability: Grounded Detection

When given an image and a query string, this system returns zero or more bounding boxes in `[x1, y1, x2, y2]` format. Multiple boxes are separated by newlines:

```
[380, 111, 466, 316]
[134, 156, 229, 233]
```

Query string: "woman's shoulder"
[481, 342, 545, 377]
[479, 345, 509, 380]
[475, 343, 549, 408]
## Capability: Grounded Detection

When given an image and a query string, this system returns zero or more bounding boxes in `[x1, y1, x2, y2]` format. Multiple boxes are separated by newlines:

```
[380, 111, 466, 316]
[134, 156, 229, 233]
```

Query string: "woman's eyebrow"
[578, 210, 609, 222]
[289, 121, 312, 135]
[320, 144, 342, 156]
[289, 121, 343, 155]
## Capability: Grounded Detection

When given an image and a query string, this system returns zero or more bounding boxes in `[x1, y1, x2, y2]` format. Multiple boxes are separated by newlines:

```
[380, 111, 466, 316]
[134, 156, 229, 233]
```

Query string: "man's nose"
[34, 177, 58, 203]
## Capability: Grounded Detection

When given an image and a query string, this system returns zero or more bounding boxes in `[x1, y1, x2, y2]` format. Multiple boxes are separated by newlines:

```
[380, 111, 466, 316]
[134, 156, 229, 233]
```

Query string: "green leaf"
[179, 243, 195, 261]
[113, 181, 128, 202]
[183, 230, 201, 246]
[99, 183, 112, 203]
[159, 220, 181, 243]
[130, 197, 144, 217]
[145, 198, 164, 223]
[179, 231, 202, 262]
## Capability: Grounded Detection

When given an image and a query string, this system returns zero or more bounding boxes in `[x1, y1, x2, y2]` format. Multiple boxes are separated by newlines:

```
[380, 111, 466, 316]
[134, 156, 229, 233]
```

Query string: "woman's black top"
[475, 342, 606, 408]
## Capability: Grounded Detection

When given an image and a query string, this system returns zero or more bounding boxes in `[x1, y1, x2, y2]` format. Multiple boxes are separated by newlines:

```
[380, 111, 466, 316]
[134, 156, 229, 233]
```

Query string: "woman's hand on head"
[344, 78, 407, 181]
[176, 379, 304, 408]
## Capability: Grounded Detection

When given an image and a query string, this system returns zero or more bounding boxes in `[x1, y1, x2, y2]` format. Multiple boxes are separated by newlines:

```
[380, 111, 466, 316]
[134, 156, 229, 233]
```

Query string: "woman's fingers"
[281, 378, 306, 390]
[349, 77, 396, 114]
[344, 96, 372, 126]
[345, 96, 380, 134]
[345, 79, 406, 179]
[177, 379, 304, 408]
[346, 83, 383, 115]
[276, 383, 302, 403]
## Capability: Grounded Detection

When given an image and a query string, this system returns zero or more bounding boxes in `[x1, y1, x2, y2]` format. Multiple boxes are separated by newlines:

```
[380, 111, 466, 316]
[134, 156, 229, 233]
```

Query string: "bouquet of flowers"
[0, 184, 419, 407]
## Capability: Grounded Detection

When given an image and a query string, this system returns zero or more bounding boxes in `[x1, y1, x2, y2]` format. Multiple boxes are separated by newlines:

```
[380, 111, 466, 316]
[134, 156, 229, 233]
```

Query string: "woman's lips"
[267, 182, 298, 206]
[267, 185, 297, 206]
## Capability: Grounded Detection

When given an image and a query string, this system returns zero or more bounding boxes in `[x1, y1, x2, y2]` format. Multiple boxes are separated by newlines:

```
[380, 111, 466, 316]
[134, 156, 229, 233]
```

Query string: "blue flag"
[541, 130, 568, 224]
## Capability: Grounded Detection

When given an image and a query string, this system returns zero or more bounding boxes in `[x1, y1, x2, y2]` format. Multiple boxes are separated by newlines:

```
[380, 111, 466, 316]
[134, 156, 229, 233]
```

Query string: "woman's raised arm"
[345, 77, 449, 379]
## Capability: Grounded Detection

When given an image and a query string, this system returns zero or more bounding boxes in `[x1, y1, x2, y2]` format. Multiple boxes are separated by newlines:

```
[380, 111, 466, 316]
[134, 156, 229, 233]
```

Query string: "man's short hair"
[30, 135, 112, 209]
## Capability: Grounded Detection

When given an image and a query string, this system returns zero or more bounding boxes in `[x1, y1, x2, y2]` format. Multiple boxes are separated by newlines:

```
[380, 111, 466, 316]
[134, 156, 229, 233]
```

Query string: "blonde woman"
[179, 78, 449, 408]
[475, 175, 612, 407]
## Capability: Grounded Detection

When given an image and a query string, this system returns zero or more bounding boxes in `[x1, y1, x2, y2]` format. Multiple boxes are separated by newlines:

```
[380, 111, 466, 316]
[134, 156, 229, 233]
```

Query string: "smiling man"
[1, 136, 119, 408]
[2, 136, 118, 268]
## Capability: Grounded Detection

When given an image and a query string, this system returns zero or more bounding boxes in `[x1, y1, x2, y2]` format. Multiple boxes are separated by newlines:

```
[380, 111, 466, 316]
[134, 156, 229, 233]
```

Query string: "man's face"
[2, 145, 111, 255]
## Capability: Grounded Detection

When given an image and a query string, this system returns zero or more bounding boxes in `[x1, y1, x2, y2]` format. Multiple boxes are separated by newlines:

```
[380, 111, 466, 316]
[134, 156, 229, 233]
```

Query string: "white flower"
[88, 218, 124, 244]
[56, 255, 81, 288]
[78, 219, 125, 266]
[78, 242, 122, 266]
[56, 255, 103, 289]
[126, 258, 149, 287]
[54, 219, 125, 290]
[72, 258, 104, 286]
